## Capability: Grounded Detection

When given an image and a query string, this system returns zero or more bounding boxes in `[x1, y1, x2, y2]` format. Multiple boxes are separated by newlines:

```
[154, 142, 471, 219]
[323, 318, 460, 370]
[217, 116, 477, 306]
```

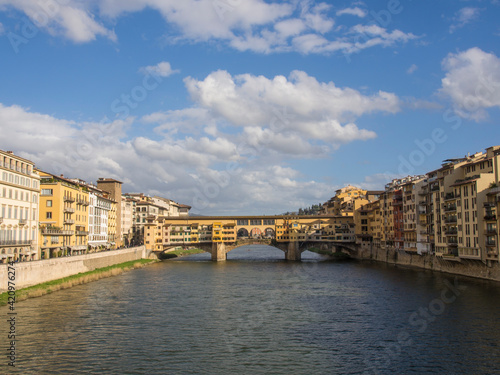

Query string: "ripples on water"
[2, 245, 500, 374]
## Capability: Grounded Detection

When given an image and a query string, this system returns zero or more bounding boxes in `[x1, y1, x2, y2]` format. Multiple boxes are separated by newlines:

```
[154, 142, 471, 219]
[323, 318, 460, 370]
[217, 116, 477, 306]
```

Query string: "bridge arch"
[250, 228, 262, 238]
[264, 228, 275, 238]
[237, 228, 249, 238]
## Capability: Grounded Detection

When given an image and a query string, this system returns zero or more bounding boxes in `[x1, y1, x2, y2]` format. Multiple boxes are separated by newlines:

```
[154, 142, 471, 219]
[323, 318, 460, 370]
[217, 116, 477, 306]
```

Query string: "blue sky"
[1, 0, 500, 215]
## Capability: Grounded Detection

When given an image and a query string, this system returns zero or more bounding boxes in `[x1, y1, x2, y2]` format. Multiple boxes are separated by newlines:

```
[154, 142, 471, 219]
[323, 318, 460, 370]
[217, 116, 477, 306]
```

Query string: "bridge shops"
[144, 215, 355, 261]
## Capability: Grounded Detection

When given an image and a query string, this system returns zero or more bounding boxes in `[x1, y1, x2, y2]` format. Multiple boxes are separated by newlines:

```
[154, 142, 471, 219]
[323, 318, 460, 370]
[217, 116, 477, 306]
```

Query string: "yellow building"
[107, 199, 118, 249]
[38, 171, 89, 258]
[321, 185, 368, 216]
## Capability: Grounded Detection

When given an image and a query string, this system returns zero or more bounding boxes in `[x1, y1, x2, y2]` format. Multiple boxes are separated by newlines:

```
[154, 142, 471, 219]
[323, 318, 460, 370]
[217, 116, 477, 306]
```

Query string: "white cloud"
[407, 64, 418, 74]
[450, 7, 481, 33]
[0, 0, 419, 54]
[139, 61, 179, 78]
[439, 47, 500, 121]
[0, 22, 4, 35]
[336, 7, 367, 18]
[0, 0, 116, 43]
[0, 101, 339, 214]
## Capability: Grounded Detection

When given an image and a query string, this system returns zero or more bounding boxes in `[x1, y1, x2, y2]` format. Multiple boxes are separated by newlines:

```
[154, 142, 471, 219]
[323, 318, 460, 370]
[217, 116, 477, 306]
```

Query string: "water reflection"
[2, 246, 500, 374]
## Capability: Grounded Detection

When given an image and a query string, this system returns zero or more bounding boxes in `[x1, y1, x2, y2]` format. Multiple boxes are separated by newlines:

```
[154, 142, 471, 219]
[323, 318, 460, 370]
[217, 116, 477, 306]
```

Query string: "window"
[41, 189, 53, 196]
[47, 200, 53, 207]
[46, 212, 52, 219]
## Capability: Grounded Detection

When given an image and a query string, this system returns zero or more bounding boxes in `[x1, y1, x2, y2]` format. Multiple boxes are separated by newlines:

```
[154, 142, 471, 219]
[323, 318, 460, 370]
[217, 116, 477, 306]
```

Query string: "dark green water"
[2, 245, 500, 374]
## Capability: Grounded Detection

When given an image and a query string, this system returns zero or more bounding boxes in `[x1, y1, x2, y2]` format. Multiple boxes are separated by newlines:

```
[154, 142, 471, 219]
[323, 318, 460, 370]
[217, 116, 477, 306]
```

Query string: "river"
[3, 245, 500, 374]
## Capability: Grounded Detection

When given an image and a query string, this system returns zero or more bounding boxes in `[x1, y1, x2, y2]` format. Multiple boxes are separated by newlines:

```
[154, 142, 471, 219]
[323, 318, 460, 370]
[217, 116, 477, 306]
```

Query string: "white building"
[0, 150, 40, 262]
[88, 186, 113, 249]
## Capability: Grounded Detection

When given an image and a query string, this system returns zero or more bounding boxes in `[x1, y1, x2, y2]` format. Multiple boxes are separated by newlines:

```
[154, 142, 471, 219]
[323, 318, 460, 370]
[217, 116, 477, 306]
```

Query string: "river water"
[3, 245, 500, 374]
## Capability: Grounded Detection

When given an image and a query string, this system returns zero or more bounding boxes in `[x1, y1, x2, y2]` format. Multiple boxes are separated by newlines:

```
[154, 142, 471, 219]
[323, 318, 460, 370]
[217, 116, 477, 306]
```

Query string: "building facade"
[38, 171, 89, 258]
[0, 150, 40, 262]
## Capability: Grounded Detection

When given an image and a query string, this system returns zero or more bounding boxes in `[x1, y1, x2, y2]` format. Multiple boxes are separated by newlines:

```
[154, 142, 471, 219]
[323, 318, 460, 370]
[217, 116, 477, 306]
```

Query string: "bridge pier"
[211, 242, 227, 261]
[285, 241, 301, 261]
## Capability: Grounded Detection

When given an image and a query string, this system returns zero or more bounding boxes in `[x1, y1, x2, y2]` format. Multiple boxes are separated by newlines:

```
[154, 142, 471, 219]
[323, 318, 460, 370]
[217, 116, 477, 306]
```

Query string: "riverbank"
[0, 258, 157, 306]
[160, 248, 206, 259]
[351, 245, 500, 282]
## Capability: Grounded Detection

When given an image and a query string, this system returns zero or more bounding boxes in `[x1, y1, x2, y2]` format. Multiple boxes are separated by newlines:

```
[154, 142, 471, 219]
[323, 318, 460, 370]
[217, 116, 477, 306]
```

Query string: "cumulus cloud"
[139, 61, 179, 78]
[439, 47, 500, 121]
[0, 0, 419, 55]
[184, 69, 397, 151]
[0, 102, 336, 214]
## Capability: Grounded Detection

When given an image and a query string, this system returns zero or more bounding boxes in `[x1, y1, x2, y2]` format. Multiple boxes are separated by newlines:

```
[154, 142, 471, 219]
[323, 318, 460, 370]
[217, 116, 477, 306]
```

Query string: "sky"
[0, 0, 500, 215]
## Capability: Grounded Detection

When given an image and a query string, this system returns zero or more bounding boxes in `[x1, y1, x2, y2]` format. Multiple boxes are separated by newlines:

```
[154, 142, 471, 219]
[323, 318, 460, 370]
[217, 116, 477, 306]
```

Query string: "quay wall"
[0, 246, 148, 291]
[350, 245, 500, 282]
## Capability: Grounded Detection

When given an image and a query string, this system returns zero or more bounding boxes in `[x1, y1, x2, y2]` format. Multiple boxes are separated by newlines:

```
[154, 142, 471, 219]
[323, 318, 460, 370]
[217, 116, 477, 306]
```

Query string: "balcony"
[0, 240, 33, 247]
[445, 193, 461, 201]
[486, 240, 496, 247]
[64, 207, 75, 213]
[77, 198, 89, 206]
[485, 227, 497, 235]
[447, 237, 458, 246]
[444, 216, 457, 224]
[484, 202, 496, 208]
[431, 185, 440, 191]
[64, 196, 75, 202]
[484, 213, 497, 221]
[76, 231, 89, 236]
[42, 228, 74, 236]
[418, 190, 428, 196]
[64, 219, 75, 224]
[444, 205, 457, 212]
[445, 228, 458, 235]
[18, 218, 27, 226]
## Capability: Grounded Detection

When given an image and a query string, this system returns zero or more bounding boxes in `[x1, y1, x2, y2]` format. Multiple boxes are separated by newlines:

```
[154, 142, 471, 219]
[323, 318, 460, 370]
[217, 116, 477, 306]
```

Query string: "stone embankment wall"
[351, 246, 500, 282]
[0, 246, 149, 291]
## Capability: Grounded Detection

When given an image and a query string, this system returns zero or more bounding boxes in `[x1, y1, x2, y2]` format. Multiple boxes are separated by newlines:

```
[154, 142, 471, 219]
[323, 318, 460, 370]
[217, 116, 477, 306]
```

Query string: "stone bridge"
[159, 239, 356, 261]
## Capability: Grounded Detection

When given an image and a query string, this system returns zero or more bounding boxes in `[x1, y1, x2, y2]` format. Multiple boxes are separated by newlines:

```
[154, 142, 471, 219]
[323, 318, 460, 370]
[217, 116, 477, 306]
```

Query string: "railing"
[64, 219, 75, 224]
[444, 205, 457, 212]
[484, 214, 497, 221]
[485, 228, 497, 235]
[76, 231, 89, 236]
[42, 228, 74, 235]
[18, 219, 27, 225]
[64, 196, 75, 202]
[486, 240, 496, 247]
[444, 217, 457, 224]
[445, 229, 458, 235]
[484, 202, 496, 208]
[0, 240, 33, 246]
[445, 193, 461, 201]
[64, 207, 75, 213]
[77, 199, 89, 206]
